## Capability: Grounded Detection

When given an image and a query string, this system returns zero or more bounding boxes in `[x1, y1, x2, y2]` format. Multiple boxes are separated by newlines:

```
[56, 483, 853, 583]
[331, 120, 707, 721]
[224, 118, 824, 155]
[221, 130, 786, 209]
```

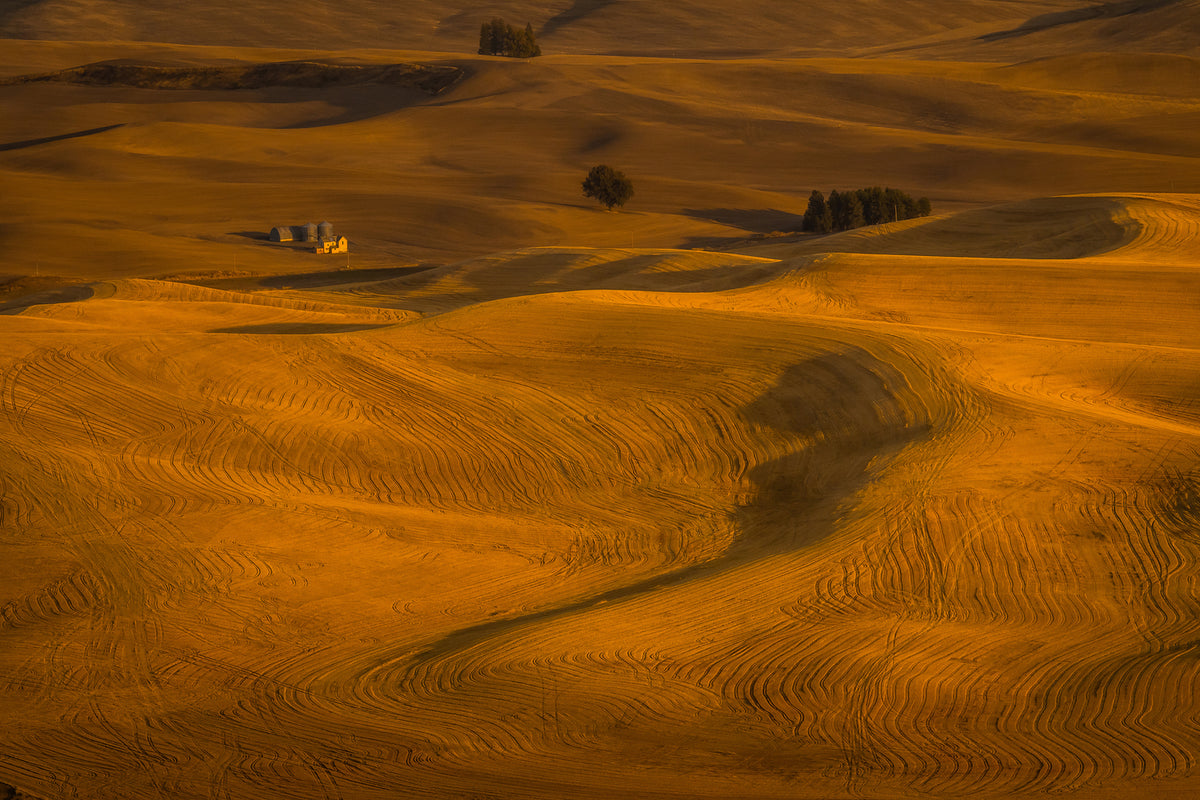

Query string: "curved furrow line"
[115, 423, 256, 514]
[988, 515, 1064, 629]
[140, 410, 372, 510]
[20, 707, 130, 787]
[938, 494, 1016, 625]
[340, 393, 714, 524]
[242, 416, 342, 497]
[856, 621, 995, 790]
[1048, 653, 1162, 788]
[1108, 196, 1200, 262]
[0, 346, 79, 429]
[693, 622, 809, 726]
[896, 637, 1047, 795]
[837, 618, 906, 791]
[331, 346, 744, 507]
[1089, 648, 1193, 779]
[64, 346, 180, 443]
[1011, 660, 1099, 793]
[301, 424, 364, 495]
[1034, 524, 1113, 634]
[708, 626, 872, 749]
[933, 491, 1023, 623]
[769, 480, 1138, 794]
[212, 360, 367, 429]
[111, 278, 410, 321]
[791, 544, 892, 626]
[646, 392, 760, 490]
[3, 347, 107, 444]
[1093, 482, 1200, 642]
[914, 665, 1016, 795]
[1147, 648, 1200, 773]
[884, 662, 960, 792]
[0, 447, 50, 535]
[399, 646, 719, 759]
[0, 569, 99, 631]
[398, 642, 638, 753]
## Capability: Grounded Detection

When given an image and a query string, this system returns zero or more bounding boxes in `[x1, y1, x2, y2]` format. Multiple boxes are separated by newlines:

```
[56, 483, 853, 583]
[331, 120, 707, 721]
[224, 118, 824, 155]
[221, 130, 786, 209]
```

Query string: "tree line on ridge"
[803, 187, 932, 233]
[478, 19, 542, 58]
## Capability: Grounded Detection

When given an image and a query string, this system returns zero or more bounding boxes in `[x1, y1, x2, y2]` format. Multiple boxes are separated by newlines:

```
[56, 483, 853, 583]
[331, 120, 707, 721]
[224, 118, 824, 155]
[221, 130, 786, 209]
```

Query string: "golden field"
[2, 1, 1200, 798]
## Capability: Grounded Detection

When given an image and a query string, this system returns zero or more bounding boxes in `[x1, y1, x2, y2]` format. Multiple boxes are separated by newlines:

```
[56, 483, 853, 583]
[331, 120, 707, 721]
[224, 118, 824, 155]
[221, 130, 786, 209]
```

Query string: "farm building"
[269, 221, 344, 252]
[317, 236, 349, 254]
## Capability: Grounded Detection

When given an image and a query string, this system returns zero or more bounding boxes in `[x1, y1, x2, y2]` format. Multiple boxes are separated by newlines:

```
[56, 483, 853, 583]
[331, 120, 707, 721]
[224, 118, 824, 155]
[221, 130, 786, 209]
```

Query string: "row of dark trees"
[478, 18, 542, 58]
[803, 187, 932, 233]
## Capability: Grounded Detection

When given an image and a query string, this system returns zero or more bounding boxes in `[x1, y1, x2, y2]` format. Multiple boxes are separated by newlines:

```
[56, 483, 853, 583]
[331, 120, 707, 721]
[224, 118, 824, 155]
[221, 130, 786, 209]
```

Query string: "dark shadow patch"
[257, 265, 435, 290]
[578, 126, 622, 154]
[979, 0, 1179, 41]
[1, 62, 466, 129]
[567, 252, 778, 293]
[3, 60, 462, 93]
[0, 283, 93, 314]
[0, 123, 125, 152]
[229, 230, 271, 241]
[209, 322, 392, 334]
[679, 232, 804, 252]
[404, 349, 933, 668]
[539, 0, 616, 38]
[684, 208, 804, 234]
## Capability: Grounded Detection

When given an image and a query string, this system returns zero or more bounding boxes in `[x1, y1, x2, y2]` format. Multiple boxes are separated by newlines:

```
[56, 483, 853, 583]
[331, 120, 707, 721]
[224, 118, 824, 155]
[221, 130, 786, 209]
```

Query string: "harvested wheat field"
[2, 1, 1200, 798]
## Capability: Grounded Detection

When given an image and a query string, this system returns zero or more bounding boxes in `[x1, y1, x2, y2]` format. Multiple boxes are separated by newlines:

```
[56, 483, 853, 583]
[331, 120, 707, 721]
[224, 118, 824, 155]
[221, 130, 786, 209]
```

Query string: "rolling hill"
[2, 1, 1200, 799]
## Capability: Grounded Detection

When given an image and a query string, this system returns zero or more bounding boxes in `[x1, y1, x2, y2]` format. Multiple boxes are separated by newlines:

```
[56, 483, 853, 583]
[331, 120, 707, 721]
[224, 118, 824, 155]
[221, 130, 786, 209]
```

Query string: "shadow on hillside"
[979, 0, 1178, 41]
[539, 0, 616, 38]
[229, 230, 271, 241]
[257, 265, 434, 289]
[0, 283, 94, 314]
[0, 123, 125, 152]
[684, 208, 804, 234]
[3, 64, 460, 129]
[679, 232, 802, 251]
[339, 254, 757, 314]
[209, 322, 392, 334]
[404, 349, 932, 668]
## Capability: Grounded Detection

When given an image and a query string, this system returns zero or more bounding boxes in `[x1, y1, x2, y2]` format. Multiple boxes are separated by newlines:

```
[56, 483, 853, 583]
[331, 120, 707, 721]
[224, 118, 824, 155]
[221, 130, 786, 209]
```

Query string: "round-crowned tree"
[582, 165, 634, 210]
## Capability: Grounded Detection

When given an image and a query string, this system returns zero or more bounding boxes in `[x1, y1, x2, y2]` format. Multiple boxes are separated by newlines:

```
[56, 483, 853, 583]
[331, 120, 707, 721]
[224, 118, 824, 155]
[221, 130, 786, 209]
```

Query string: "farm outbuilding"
[268, 220, 343, 251]
[316, 236, 349, 254]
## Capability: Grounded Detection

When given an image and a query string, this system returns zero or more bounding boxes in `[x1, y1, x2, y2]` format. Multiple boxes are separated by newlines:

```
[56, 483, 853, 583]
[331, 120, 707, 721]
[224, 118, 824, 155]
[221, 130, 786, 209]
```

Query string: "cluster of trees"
[478, 19, 542, 58]
[803, 187, 932, 233]
[582, 165, 634, 210]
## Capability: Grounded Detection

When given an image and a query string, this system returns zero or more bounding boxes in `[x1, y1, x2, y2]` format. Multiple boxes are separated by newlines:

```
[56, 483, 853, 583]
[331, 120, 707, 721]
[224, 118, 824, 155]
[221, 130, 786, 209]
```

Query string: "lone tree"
[582, 165, 634, 210]
[478, 18, 541, 58]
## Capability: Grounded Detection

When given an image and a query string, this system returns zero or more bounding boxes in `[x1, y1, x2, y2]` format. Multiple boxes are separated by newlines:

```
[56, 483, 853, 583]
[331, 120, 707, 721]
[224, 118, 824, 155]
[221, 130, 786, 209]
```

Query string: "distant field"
[2, 2, 1200, 799]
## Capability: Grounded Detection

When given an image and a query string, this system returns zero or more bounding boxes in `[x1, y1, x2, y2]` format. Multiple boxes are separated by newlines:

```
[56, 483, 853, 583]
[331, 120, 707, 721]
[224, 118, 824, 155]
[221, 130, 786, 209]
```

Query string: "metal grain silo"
[301, 222, 318, 242]
[317, 221, 334, 241]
